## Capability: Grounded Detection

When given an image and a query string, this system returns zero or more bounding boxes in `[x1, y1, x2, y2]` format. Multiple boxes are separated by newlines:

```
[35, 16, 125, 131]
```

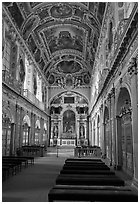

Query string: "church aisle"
[2, 154, 66, 202]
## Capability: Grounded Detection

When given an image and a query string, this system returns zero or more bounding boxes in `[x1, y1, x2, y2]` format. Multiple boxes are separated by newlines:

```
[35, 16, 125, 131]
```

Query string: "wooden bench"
[48, 187, 138, 202]
[3, 157, 28, 168]
[57, 174, 118, 179]
[60, 169, 115, 175]
[64, 163, 108, 167]
[63, 164, 110, 170]
[3, 156, 34, 165]
[66, 158, 102, 162]
[65, 160, 105, 165]
[56, 176, 125, 186]
[2, 163, 20, 178]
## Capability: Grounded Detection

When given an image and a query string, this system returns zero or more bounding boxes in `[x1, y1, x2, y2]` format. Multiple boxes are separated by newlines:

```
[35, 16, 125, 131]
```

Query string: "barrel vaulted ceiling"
[3, 2, 106, 88]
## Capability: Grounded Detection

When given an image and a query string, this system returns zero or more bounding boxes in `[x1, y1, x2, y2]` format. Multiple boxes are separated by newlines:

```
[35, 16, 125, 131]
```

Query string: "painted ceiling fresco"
[43, 25, 84, 53]
[3, 2, 106, 88]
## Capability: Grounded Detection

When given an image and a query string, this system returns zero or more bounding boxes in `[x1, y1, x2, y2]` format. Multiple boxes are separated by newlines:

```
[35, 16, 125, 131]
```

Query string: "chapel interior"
[2, 2, 138, 202]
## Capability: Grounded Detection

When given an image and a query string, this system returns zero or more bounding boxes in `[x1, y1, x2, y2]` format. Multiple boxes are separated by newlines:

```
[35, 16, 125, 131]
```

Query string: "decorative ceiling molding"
[3, 2, 106, 87]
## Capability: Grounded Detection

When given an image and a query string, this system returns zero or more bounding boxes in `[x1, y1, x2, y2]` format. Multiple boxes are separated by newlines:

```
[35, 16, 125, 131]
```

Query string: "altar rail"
[74, 146, 102, 158]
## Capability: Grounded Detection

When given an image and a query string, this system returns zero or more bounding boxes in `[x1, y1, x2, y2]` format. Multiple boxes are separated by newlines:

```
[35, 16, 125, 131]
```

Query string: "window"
[108, 21, 113, 51]
[3, 40, 11, 71]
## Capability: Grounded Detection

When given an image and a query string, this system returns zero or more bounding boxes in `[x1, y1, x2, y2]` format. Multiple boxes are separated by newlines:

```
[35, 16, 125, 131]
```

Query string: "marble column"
[107, 93, 112, 165]
[40, 117, 44, 145]
[110, 87, 116, 167]
[10, 123, 15, 155]
[89, 119, 92, 146]
[84, 121, 87, 139]
[128, 57, 138, 186]
[116, 115, 122, 169]
[58, 120, 61, 139]
[19, 107, 23, 148]
[50, 120, 54, 146]
[31, 112, 35, 144]
[99, 104, 104, 151]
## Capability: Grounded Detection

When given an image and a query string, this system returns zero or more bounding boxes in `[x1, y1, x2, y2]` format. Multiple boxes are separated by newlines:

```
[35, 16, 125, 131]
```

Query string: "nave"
[2, 2, 138, 201]
[2, 147, 138, 202]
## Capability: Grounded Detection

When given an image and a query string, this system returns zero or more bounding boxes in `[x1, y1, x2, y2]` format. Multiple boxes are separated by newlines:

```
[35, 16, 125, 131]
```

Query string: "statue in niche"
[79, 125, 85, 138]
[53, 125, 58, 137]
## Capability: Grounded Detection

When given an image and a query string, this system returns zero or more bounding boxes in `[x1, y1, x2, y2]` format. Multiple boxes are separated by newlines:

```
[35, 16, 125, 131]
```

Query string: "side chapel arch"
[116, 87, 133, 177]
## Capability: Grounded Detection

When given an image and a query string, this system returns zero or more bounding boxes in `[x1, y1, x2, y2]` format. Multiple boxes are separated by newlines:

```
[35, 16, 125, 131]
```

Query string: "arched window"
[2, 112, 12, 155]
[108, 21, 113, 51]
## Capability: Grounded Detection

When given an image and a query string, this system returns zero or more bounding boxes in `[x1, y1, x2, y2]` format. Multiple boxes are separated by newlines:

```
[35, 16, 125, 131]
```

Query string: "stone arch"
[116, 87, 133, 177]
[35, 119, 41, 129]
[22, 115, 31, 145]
[49, 90, 89, 106]
[115, 82, 132, 115]
[93, 119, 96, 145]
[22, 114, 31, 127]
[34, 119, 41, 145]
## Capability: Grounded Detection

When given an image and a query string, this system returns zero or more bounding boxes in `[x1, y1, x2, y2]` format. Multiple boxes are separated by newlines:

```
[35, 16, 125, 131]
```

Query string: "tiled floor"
[2, 148, 137, 202]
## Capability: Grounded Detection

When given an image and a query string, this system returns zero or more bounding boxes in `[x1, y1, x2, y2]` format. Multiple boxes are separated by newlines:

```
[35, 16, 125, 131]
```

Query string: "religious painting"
[43, 25, 84, 53]
[63, 110, 75, 133]
[56, 60, 82, 74]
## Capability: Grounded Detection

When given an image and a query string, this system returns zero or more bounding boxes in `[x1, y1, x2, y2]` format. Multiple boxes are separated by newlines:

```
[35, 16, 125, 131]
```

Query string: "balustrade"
[74, 146, 102, 158]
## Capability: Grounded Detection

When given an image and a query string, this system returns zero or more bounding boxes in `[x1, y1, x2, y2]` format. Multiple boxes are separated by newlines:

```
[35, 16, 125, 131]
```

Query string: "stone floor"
[2, 147, 74, 202]
[2, 147, 137, 202]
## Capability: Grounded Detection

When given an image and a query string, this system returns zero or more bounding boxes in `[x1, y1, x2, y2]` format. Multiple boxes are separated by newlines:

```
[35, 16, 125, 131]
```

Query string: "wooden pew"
[60, 169, 115, 175]
[63, 164, 110, 170]
[3, 156, 34, 165]
[2, 157, 28, 168]
[66, 158, 102, 162]
[57, 174, 118, 178]
[64, 163, 108, 167]
[56, 176, 125, 186]
[48, 186, 138, 202]
[65, 160, 104, 165]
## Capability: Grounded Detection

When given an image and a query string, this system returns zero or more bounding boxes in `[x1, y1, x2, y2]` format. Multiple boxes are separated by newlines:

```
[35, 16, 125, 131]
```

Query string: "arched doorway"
[97, 115, 100, 147]
[63, 110, 75, 134]
[22, 115, 31, 146]
[104, 107, 110, 159]
[2, 109, 14, 155]
[43, 123, 48, 148]
[35, 120, 41, 145]
[116, 87, 133, 177]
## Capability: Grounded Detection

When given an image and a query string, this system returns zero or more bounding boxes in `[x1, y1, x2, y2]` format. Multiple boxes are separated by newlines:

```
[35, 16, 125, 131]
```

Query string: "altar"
[61, 139, 76, 146]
